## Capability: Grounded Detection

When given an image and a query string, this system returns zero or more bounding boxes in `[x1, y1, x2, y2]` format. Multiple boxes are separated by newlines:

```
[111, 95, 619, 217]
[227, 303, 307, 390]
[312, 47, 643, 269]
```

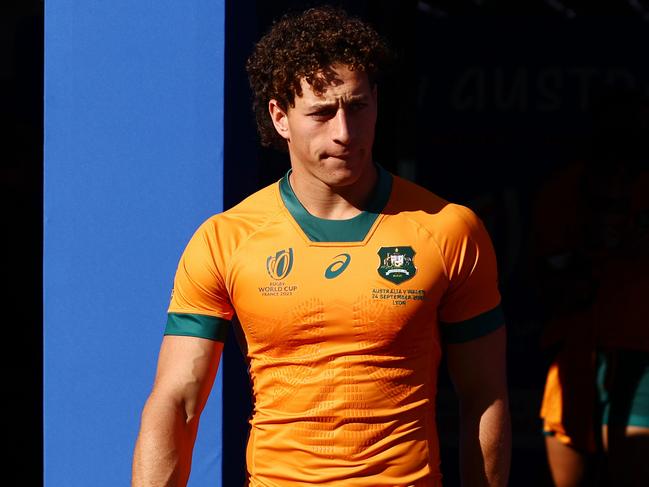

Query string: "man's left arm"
[446, 325, 511, 487]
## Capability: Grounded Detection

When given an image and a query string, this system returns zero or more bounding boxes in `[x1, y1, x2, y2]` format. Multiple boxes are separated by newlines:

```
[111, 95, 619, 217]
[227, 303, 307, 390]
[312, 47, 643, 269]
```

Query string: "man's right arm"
[132, 335, 224, 486]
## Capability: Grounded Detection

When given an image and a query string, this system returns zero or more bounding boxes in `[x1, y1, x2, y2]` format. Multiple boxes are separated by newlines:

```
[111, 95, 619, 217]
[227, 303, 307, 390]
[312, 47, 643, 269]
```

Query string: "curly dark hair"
[246, 6, 392, 151]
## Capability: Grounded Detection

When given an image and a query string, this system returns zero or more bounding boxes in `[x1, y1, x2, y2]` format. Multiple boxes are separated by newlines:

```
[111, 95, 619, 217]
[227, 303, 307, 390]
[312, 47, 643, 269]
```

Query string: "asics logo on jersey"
[266, 248, 294, 280]
[324, 253, 351, 279]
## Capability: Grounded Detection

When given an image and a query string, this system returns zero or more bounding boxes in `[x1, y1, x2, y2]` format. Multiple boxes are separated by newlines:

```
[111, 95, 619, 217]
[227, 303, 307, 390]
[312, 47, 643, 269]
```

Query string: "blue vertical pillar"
[44, 1, 225, 485]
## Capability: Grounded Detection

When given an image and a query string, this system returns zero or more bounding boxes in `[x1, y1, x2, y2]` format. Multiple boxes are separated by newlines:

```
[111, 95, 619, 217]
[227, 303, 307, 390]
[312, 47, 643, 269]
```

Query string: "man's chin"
[325, 164, 374, 189]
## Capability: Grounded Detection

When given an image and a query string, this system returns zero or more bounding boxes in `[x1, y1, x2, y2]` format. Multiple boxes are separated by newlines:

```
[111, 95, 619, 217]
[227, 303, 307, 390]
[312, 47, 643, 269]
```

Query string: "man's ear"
[269, 99, 290, 140]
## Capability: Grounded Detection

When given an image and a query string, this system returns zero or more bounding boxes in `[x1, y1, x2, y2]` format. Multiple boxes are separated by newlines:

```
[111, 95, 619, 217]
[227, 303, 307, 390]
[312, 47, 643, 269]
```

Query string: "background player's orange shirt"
[167, 167, 503, 486]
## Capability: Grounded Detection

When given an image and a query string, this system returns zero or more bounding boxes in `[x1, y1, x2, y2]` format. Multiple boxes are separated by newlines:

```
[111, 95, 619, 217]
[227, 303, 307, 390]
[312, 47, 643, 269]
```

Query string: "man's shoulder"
[388, 175, 483, 236]
[226, 180, 282, 215]
[197, 180, 285, 239]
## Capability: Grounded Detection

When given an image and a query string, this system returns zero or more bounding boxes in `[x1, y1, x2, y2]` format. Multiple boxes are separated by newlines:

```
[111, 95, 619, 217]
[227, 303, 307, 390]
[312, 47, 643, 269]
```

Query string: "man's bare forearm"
[132, 394, 199, 487]
[458, 397, 511, 487]
[132, 337, 222, 486]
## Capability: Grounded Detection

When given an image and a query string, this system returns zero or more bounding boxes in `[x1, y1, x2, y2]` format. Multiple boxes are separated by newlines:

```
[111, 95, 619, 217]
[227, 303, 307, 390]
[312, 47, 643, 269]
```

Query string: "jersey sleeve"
[437, 206, 504, 343]
[165, 219, 234, 342]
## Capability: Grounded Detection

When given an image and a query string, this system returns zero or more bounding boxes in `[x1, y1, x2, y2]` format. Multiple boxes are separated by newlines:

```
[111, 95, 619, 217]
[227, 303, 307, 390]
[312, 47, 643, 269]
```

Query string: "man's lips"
[322, 152, 352, 159]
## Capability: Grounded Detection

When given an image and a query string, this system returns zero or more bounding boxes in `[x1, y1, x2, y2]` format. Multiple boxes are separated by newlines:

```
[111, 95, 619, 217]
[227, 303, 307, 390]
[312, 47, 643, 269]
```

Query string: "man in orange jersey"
[133, 7, 511, 486]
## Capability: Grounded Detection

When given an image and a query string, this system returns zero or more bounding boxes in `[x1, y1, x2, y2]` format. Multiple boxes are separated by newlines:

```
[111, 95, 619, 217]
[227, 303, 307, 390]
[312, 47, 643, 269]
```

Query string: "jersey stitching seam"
[201, 222, 232, 306]
[224, 207, 288, 287]
[402, 214, 450, 283]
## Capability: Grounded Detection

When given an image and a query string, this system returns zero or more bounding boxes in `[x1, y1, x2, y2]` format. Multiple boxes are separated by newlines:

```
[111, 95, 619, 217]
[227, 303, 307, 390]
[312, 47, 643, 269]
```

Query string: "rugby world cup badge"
[377, 246, 416, 284]
[266, 248, 294, 280]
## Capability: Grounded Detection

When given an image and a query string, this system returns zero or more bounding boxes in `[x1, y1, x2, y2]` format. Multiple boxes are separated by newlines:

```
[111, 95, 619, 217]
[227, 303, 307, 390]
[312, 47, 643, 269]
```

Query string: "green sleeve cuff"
[165, 313, 229, 342]
[440, 305, 505, 344]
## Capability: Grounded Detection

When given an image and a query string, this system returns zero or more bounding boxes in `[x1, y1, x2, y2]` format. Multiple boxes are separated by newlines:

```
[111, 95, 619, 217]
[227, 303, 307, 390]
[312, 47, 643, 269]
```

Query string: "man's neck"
[288, 164, 378, 220]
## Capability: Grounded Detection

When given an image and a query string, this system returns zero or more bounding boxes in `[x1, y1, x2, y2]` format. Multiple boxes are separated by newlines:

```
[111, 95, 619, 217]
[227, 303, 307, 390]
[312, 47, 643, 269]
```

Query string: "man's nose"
[332, 109, 351, 145]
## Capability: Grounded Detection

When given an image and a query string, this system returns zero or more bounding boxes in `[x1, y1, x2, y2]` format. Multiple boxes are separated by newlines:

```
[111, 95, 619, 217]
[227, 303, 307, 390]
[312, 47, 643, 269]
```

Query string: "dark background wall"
[222, 2, 649, 486]
[3, 0, 647, 485]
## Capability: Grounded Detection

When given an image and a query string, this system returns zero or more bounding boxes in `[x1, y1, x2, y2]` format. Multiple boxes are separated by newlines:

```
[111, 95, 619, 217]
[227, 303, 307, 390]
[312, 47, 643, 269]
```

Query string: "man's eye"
[311, 110, 336, 119]
[349, 103, 367, 111]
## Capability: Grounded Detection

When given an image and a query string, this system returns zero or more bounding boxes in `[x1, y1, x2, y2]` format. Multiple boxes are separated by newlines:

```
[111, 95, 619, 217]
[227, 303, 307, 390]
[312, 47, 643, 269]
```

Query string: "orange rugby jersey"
[166, 166, 504, 487]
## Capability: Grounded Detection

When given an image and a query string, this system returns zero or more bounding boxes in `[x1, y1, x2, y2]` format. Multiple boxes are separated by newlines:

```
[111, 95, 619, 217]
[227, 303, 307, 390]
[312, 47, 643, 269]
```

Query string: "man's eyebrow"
[344, 94, 370, 104]
[307, 101, 338, 111]
[307, 95, 369, 110]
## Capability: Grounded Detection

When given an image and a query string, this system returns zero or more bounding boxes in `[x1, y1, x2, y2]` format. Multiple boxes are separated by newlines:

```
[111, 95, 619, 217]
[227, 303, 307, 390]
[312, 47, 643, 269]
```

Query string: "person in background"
[535, 90, 649, 487]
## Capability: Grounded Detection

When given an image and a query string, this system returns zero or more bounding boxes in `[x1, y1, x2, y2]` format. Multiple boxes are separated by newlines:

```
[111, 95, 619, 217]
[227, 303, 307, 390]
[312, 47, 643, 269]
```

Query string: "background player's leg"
[545, 435, 588, 487]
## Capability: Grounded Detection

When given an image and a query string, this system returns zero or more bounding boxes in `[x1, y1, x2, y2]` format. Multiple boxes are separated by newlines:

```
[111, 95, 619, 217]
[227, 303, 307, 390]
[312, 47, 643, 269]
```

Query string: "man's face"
[269, 65, 378, 189]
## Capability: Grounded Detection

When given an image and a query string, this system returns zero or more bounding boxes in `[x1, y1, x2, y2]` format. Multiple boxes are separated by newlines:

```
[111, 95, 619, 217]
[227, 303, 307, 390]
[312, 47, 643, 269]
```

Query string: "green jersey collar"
[279, 165, 392, 242]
